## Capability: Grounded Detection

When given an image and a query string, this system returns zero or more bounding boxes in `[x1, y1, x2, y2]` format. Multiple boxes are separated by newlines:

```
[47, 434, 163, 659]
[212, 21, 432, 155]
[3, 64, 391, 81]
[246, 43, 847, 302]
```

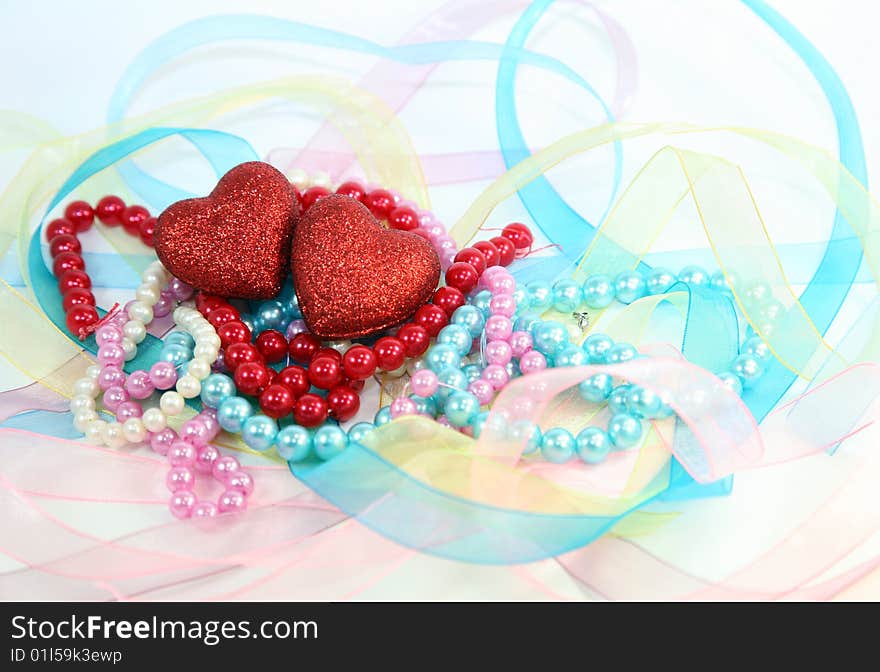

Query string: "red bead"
[217, 320, 251, 348]
[52, 251, 85, 276]
[45, 218, 76, 241]
[413, 304, 448, 337]
[342, 345, 377, 380]
[49, 234, 82, 257]
[288, 332, 321, 365]
[327, 385, 360, 422]
[65, 304, 98, 337]
[200, 298, 229, 318]
[293, 394, 328, 428]
[490, 236, 516, 266]
[233, 362, 271, 396]
[348, 378, 365, 393]
[95, 195, 126, 226]
[258, 384, 295, 419]
[373, 336, 406, 371]
[335, 181, 366, 201]
[275, 365, 310, 397]
[313, 347, 342, 363]
[62, 287, 96, 312]
[473, 240, 501, 267]
[256, 329, 288, 363]
[140, 216, 157, 247]
[224, 342, 262, 372]
[195, 292, 223, 313]
[64, 200, 95, 232]
[308, 356, 343, 390]
[58, 269, 91, 294]
[301, 186, 331, 211]
[501, 222, 533, 251]
[121, 205, 150, 236]
[445, 262, 479, 294]
[361, 188, 396, 219]
[396, 323, 430, 357]
[207, 305, 240, 329]
[432, 286, 466, 316]
[388, 206, 419, 231]
[453, 248, 487, 276]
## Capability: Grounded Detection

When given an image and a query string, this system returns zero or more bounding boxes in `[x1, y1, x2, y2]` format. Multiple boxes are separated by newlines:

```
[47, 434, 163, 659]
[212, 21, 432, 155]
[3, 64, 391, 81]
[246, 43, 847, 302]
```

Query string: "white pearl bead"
[142, 269, 165, 285]
[160, 391, 185, 416]
[84, 420, 107, 444]
[146, 260, 168, 278]
[187, 358, 211, 379]
[176, 374, 201, 399]
[86, 364, 101, 380]
[73, 410, 98, 432]
[123, 320, 147, 344]
[311, 171, 332, 189]
[172, 306, 191, 325]
[101, 422, 127, 448]
[70, 394, 96, 413]
[287, 167, 309, 189]
[127, 301, 153, 324]
[328, 340, 352, 354]
[194, 325, 215, 340]
[136, 284, 161, 305]
[122, 418, 147, 443]
[194, 344, 219, 360]
[407, 359, 425, 376]
[73, 377, 99, 398]
[121, 338, 137, 361]
[200, 334, 221, 350]
[386, 364, 408, 379]
[142, 407, 167, 432]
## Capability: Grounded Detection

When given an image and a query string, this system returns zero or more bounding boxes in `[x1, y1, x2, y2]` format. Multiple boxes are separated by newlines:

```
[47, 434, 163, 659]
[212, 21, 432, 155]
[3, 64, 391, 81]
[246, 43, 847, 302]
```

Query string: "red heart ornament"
[292, 194, 441, 339]
[155, 161, 300, 300]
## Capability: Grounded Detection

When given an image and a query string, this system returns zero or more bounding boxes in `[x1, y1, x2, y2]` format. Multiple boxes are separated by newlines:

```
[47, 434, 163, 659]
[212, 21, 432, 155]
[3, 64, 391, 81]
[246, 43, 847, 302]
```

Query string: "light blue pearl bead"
[605, 342, 638, 365]
[608, 385, 631, 414]
[462, 364, 482, 384]
[582, 274, 615, 309]
[313, 426, 348, 461]
[437, 324, 473, 356]
[552, 279, 583, 312]
[200, 373, 236, 408]
[164, 331, 195, 349]
[509, 419, 542, 454]
[256, 300, 286, 332]
[532, 320, 569, 356]
[240, 314, 255, 335]
[717, 371, 744, 397]
[472, 290, 493, 315]
[742, 335, 772, 363]
[276, 426, 312, 462]
[646, 267, 676, 295]
[732, 354, 763, 388]
[578, 373, 613, 403]
[470, 411, 490, 438]
[540, 428, 575, 463]
[513, 286, 528, 310]
[678, 265, 710, 286]
[216, 396, 254, 433]
[576, 427, 612, 464]
[348, 422, 375, 445]
[436, 368, 468, 402]
[582, 333, 613, 363]
[608, 412, 643, 449]
[412, 394, 438, 417]
[515, 312, 542, 333]
[374, 406, 392, 426]
[613, 271, 646, 305]
[444, 391, 480, 427]
[758, 299, 784, 323]
[159, 343, 192, 366]
[288, 292, 303, 319]
[555, 344, 587, 367]
[710, 271, 732, 293]
[625, 385, 663, 419]
[506, 360, 521, 379]
[425, 344, 462, 373]
[241, 415, 278, 452]
[451, 305, 485, 337]
[525, 281, 553, 312]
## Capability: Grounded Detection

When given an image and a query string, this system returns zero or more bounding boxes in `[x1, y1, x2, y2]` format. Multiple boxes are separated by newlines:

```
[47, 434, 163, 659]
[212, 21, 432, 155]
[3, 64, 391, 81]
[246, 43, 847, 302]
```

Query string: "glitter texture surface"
[155, 161, 300, 300]
[292, 194, 441, 340]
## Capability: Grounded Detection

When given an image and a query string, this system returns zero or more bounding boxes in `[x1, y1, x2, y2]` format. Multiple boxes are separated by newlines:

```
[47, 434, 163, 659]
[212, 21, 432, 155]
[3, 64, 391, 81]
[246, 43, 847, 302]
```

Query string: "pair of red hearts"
[155, 162, 440, 340]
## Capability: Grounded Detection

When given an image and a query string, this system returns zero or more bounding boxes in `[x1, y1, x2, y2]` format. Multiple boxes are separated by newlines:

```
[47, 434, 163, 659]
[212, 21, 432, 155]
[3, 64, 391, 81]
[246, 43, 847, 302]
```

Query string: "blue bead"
[678, 265, 710, 286]
[552, 279, 583, 312]
[216, 397, 254, 433]
[555, 344, 587, 367]
[435, 368, 467, 402]
[313, 426, 348, 461]
[578, 373, 613, 403]
[159, 343, 192, 366]
[451, 305, 485, 337]
[608, 385, 631, 414]
[411, 394, 438, 417]
[509, 419, 542, 454]
[374, 406, 392, 426]
[532, 320, 569, 356]
[347, 422, 375, 445]
[462, 364, 483, 384]
[288, 292, 303, 319]
[470, 410, 491, 438]
[540, 428, 575, 463]
[425, 344, 462, 373]
[613, 270, 646, 305]
[276, 425, 312, 462]
[742, 335, 772, 363]
[710, 271, 732, 293]
[576, 427, 612, 464]
[240, 314, 255, 335]
[444, 391, 480, 427]
[605, 342, 638, 365]
[512, 286, 528, 310]
[646, 267, 676, 295]
[732, 354, 763, 388]
[437, 324, 473, 356]
[200, 373, 236, 408]
[514, 312, 542, 333]
[241, 415, 278, 452]
[164, 331, 195, 349]
[582, 333, 613, 363]
[256, 300, 286, 332]
[582, 274, 615, 309]
[525, 281, 552, 311]
[472, 290, 493, 315]
[717, 371, 744, 397]
[607, 413, 643, 449]
[625, 385, 663, 418]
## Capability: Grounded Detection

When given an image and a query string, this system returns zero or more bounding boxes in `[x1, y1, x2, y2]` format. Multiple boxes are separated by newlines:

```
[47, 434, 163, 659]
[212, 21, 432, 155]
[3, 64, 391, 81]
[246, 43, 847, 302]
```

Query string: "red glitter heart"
[155, 161, 300, 300]
[292, 194, 441, 339]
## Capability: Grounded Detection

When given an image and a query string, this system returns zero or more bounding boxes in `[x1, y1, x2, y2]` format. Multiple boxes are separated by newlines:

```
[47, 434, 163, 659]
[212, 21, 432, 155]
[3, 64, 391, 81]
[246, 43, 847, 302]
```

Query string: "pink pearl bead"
[150, 428, 176, 455]
[285, 319, 307, 339]
[102, 385, 129, 412]
[199, 411, 221, 440]
[509, 331, 533, 357]
[115, 400, 142, 422]
[434, 235, 457, 254]
[480, 266, 505, 285]
[168, 440, 197, 467]
[169, 278, 194, 301]
[485, 340, 513, 365]
[485, 315, 513, 341]
[218, 489, 247, 514]
[227, 471, 254, 497]
[212, 455, 240, 482]
[489, 293, 517, 316]
[166, 466, 195, 492]
[519, 350, 548, 374]
[95, 325, 122, 346]
[97, 343, 125, 368]
[440, 249, 457, 269]
[180, 419, 209, 445]
[423, 222, 446, 241]
[149, 361, 178, 389]
[192, 501, 218, 519]
[153, 291, 174, 318]
[169, 491, 197, 519]
[486, 271, 515, 295]
[98, 366, 125, 391]
[418, 211, 437, 227]
[389, 396, 418, 419]
[194, 444, 220, 474]
[482, 364, 510, 390]
[125, 369, 154, 399]
[468, 379, 494, 405]
[410, 369, 439, 397]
